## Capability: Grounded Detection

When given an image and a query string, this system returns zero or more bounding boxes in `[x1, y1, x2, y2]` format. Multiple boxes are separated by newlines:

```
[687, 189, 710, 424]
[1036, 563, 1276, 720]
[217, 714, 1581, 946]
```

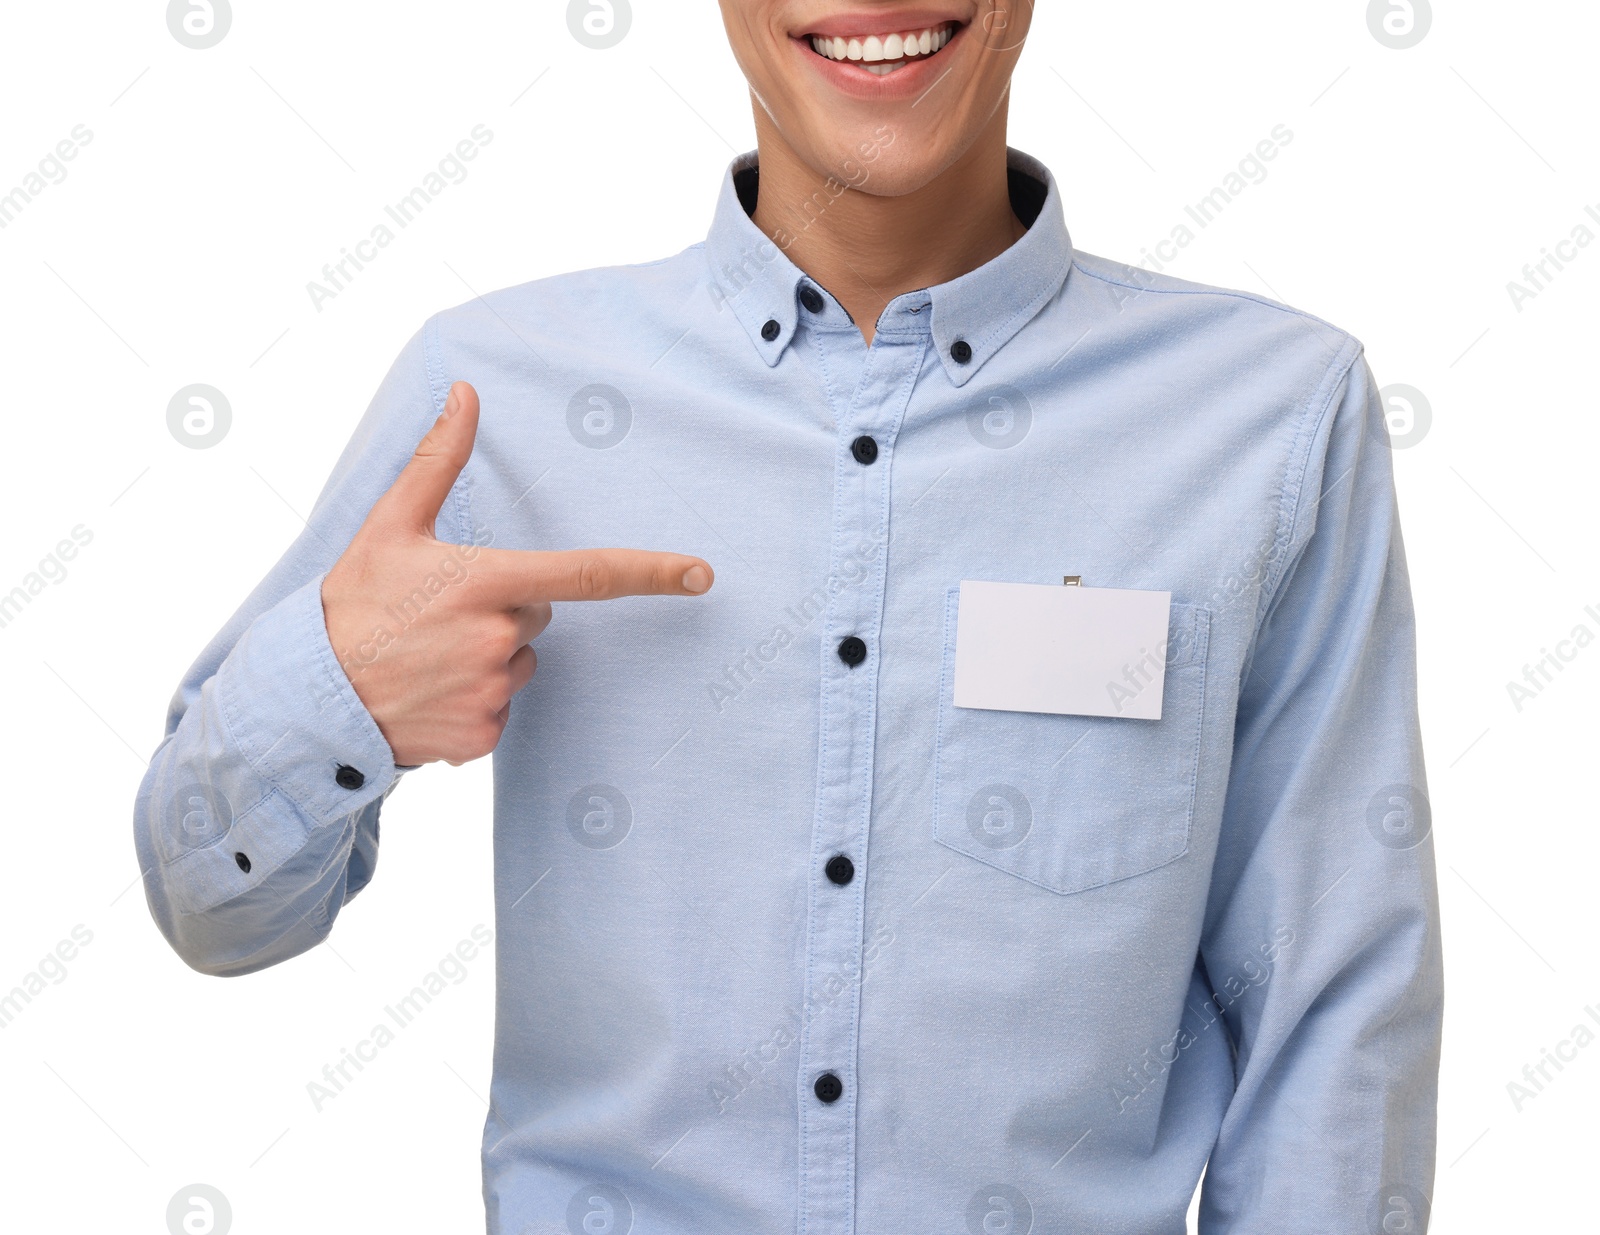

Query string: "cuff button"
[234, 852, 252, 873]
[335, 764, 365, 790]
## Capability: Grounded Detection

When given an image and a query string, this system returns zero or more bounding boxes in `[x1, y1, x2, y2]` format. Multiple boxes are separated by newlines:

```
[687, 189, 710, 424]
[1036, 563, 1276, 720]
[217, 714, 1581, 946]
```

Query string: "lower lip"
[791, 26, 965, 100]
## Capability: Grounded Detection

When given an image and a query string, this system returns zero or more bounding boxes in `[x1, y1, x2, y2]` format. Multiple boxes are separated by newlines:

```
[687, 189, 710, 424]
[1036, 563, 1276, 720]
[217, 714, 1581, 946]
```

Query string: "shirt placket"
[797, 315, 927, 1234]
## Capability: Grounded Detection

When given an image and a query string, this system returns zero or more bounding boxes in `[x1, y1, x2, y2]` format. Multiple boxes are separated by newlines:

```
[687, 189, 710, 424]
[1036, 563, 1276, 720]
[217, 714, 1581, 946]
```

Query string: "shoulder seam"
[1253, 336, 1365, 637]
[421, 314, 475, 547]
[1069, 258, 1345, 334]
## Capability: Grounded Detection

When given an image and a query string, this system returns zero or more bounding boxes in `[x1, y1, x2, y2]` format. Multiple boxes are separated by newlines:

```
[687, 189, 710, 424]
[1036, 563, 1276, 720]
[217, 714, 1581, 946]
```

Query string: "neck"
[749, 106, 1025, 345]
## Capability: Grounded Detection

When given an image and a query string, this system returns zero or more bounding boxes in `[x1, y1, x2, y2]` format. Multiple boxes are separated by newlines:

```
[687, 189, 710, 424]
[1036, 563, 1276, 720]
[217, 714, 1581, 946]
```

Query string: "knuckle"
[411, 422, 452, 467]
[493, 613, 524, 654]
[473, 717, 505, 756]
[465, 623, 509, 665]
[575, 555, 612, 600]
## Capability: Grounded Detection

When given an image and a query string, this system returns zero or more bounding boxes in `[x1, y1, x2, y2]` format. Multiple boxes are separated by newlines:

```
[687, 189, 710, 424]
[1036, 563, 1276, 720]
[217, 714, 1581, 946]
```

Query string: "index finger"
[468, 546, 714, 606]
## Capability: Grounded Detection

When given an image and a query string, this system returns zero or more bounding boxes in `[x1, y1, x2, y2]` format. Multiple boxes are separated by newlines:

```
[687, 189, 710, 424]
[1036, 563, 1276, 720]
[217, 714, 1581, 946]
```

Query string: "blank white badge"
[952, 580, 1173, 720]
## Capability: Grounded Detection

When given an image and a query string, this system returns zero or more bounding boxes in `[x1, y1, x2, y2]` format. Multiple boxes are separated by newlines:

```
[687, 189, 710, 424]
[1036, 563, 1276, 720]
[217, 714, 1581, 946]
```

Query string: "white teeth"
[808, 22, 955, 65]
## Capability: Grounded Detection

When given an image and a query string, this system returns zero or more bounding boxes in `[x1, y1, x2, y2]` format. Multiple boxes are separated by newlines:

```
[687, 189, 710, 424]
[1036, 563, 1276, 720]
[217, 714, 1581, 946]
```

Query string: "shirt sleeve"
[132, 318, 467, 976]
[1196, 346, 1444, 1232]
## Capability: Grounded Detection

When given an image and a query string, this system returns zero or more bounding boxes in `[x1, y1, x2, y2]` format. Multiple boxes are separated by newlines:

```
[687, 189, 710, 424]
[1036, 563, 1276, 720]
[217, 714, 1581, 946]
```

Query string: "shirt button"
[836, 636, 867, 667]
[800, 286, 824, 313]
[825, 854, 855, 885]
[761, 318, 781, 341]
[234, 852, 252, 873]
[814, 1071, 844, 1103]
[850, 435, 878, 465]
[950, 339, 973, 364]
[335, 764, 365, 790]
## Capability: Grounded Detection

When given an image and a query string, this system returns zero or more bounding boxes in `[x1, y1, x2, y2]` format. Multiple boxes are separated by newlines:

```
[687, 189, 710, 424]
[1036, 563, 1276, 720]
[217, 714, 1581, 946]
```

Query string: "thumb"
[375, 381, 479, 536]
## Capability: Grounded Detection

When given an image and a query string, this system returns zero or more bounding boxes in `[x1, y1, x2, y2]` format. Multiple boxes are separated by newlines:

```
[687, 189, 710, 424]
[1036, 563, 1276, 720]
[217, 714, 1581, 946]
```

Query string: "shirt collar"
[702, 147, 1074, 388]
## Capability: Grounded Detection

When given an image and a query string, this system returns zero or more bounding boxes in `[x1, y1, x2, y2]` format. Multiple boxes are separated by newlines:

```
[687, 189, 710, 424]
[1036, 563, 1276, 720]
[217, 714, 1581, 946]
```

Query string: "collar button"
[950, 339, 973, 364]
[761, 318, 781, 341]
[799, 287, 824, 314]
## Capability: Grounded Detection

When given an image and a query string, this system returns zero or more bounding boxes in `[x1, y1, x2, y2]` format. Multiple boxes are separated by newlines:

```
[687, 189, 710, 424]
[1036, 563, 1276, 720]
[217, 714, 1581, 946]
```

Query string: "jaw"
[727, 2, 1024, 200]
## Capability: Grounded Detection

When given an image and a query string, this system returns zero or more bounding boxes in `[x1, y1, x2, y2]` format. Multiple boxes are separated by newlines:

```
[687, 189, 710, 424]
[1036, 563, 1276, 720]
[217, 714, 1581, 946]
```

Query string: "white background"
[1, 1, 1595, 1231]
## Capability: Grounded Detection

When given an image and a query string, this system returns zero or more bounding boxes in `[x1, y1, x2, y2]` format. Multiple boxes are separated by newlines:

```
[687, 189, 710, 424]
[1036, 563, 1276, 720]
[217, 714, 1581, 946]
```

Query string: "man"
[134, 2, 1443, 1231]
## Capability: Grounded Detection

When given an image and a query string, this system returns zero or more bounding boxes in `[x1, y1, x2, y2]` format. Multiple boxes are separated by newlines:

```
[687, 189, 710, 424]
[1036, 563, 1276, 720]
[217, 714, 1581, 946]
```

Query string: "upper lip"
[795, 9, 966, 39]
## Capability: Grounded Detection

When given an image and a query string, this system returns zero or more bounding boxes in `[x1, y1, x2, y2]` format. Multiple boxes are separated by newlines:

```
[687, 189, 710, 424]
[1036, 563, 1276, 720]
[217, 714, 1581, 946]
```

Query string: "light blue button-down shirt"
[134, 148, 1442, 1234]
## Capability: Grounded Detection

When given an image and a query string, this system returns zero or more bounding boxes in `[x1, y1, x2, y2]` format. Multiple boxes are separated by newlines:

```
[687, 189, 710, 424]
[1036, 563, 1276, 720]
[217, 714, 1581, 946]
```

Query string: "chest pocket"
[932, 584, 1211, 895]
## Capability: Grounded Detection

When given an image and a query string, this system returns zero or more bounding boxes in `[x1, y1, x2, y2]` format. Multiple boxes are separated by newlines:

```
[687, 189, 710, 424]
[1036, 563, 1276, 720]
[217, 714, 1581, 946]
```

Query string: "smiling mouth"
[804, 21, 961, 75]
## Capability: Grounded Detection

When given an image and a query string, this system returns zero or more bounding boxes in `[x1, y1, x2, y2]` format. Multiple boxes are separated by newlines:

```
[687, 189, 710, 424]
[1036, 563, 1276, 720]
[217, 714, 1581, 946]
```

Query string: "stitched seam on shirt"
[702, 245, 791, 355]
[1180, 608, 1212, 848]
[160, 767, 275, 877]
[424, 312, 474, 547]
[1070, 259, 1349, 340]
[1254, 339, 1364, 640]
[171, 794, 283, 914]
[933, 595, 1210, 895]
[967, 249, 1073, 358]
[213, 670, 271, 820]
[451, 458, 475, 550]
[422, 313, 448, 422]
[1068, 255, 1356, 636]
[841, 325, 924, 1218]
[797, 320, 858, 1234]
[210, 581, 360, 838]
[931, 585, 959, 855]
[301, 571, 384, 800]
[807, 323, 844, 430]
